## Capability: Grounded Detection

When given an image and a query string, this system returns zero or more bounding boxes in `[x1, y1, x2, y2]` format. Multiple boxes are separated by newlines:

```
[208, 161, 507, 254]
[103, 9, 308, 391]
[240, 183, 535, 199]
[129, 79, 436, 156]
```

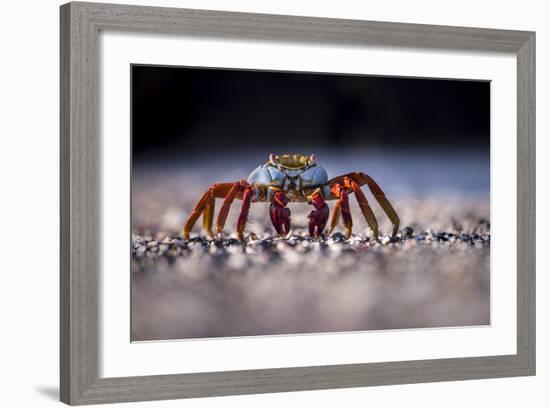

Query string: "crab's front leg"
[269, 190, 291, 237]
[307, 190, 329, 238]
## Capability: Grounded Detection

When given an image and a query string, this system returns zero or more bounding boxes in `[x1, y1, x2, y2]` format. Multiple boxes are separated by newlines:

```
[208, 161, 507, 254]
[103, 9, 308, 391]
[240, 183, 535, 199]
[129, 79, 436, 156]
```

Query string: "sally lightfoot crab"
[183, 154, 400, 241]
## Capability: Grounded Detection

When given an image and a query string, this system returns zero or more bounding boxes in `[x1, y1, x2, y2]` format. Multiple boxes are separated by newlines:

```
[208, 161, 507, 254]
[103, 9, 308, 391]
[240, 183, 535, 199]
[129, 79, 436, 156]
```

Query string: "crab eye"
[269, 153, 278, 165]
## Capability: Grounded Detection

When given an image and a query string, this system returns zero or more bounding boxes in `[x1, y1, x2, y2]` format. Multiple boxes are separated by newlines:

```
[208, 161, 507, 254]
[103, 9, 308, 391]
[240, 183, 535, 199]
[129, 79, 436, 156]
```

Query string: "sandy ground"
[131, 150, 490, 341]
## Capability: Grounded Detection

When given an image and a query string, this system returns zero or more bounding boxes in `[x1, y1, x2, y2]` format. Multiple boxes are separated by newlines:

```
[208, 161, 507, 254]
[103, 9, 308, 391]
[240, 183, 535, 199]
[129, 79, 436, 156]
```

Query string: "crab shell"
[247, 154, 331, 202]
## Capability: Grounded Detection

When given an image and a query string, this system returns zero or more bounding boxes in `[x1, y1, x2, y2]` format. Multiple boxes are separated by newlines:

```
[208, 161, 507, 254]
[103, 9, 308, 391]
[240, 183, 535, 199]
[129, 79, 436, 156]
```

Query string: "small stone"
[403, 226, 414, 238]
[168, 247, 181, 256]
[147, 240, 159, 248]
[134, 237, 145, 246]
[225, 238, 241, 246]
[156, 232, 169, 241]
[189, 237, 206, 244]
[171, 239, 188, 248]
[258, 240, 273, 252]
[212, 239, 225, 248]
[415, 233, 426, 241]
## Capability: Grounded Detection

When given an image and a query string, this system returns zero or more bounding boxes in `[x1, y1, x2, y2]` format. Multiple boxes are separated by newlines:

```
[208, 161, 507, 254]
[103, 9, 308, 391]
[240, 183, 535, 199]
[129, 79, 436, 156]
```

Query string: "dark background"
[132, 65, 490, 159]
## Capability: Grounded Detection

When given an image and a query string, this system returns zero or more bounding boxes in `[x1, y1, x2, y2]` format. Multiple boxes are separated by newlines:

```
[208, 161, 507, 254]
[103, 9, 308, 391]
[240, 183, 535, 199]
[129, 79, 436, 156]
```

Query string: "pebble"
[171, 239, 188, 248]
[131, 226, 491, 266]
[147, 240, 159, 248]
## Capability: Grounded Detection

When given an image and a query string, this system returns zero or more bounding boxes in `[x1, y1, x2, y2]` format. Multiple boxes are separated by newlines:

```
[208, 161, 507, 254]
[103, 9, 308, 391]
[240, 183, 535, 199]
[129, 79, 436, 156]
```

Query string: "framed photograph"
[60, 2, 535, 405]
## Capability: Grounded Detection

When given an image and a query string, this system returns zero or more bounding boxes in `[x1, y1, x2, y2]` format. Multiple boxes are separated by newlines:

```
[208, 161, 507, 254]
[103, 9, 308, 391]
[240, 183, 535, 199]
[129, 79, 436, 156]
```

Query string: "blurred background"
[132, 64, 489, 157]
[131, 65, 490, 341]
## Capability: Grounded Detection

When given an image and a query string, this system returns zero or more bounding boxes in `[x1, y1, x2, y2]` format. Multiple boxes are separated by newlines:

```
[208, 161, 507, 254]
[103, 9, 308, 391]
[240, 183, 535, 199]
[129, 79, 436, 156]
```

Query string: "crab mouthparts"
[269, 153, 315, 169]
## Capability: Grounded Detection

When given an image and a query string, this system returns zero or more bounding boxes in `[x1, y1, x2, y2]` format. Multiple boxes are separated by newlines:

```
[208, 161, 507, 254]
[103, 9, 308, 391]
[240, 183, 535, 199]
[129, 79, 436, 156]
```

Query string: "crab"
[183, 154, 400, 241]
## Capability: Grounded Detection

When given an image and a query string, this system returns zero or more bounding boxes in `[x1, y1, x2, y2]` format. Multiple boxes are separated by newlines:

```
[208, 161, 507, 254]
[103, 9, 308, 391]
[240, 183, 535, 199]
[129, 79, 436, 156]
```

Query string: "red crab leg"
[339, 188, 353, 239]
[359, 173, 400, 237]
[216, 181, 247, 235]
[327, 200, 341, 235]
[328, 172, 400, 237]
[183, 189, 212, 240]
[269, 190, 291, 236]
[183, 182, 239, 239]
[236, 186, 254, 241]
[350, 180, 379, 240]
[307, 191, 329, 238]
[327, 182, 353, 238]
[202, 195, 216, 238]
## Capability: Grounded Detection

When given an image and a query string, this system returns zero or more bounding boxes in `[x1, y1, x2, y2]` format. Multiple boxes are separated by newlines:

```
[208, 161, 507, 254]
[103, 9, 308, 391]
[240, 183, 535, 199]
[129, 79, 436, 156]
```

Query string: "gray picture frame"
[60, 1, 536, 405]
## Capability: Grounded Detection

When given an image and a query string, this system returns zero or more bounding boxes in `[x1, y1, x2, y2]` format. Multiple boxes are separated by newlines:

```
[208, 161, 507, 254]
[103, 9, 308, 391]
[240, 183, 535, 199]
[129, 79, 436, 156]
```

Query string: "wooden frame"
[60, 1, 536, 405]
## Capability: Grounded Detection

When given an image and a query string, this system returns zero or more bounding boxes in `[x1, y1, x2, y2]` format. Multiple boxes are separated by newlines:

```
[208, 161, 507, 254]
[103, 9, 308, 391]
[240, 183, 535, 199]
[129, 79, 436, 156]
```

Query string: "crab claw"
[269, 190, 291, 236]
[307, 190, 329, 238]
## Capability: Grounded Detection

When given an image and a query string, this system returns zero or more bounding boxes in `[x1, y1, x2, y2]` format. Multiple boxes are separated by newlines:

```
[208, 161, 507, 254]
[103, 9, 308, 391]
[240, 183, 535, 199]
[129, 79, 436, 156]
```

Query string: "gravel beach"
[131, 151, 490, 341]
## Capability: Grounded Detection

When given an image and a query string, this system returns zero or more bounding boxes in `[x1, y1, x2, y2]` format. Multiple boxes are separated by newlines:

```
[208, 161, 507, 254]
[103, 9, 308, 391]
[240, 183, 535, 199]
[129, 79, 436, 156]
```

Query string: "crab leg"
[216, 181, 246, 235]
[183, 182, 239, 239]
[236, 186, 254, 241]
[327, 181, 354, 238]
[350, 180, 379, 240]
[328, 172, 400, 237]
[202, 196, 216, 238]
[183, 190, 212, 240]
[339, 188, 353, 239]
[359, 173, 400, 237]
[327, 200, 342, 235]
